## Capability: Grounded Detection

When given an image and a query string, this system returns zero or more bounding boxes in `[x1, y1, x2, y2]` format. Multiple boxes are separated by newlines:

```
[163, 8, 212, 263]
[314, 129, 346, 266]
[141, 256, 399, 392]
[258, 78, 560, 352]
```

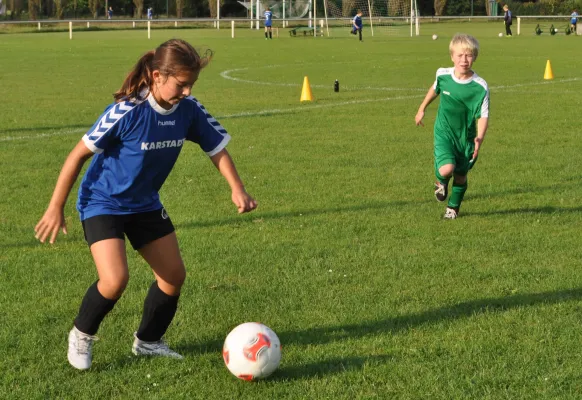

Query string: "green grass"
[1, 23, 582, 399]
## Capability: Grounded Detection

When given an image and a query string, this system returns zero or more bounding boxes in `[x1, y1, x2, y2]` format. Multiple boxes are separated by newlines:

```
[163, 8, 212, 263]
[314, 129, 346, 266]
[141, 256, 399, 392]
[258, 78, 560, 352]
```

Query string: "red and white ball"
[223, 322, 282, 380]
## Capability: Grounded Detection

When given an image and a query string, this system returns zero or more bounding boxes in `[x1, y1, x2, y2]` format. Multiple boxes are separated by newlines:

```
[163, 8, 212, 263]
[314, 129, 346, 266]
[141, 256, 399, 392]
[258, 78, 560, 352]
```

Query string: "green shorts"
[434, 134, 477, 176]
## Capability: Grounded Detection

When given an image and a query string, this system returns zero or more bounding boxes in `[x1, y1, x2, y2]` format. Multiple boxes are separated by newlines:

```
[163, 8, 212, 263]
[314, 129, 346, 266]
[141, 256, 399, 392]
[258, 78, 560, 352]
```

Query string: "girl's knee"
[98, 275, 129, 299]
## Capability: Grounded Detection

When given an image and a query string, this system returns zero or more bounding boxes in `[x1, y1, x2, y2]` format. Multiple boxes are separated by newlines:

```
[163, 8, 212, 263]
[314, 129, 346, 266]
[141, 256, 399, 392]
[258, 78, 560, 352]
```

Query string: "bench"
[289, 26, 322, 37]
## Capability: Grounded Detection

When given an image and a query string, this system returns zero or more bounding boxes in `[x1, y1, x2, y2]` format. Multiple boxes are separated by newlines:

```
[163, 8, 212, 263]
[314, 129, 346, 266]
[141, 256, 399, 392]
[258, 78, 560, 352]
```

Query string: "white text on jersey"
[141, 139, 185, 151]
[158, 120, 176, 126]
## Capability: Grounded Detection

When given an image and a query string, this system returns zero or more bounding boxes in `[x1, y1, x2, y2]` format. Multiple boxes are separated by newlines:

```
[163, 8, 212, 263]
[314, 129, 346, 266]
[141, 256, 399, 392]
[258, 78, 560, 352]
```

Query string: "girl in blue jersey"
[34, 39, 257, 370]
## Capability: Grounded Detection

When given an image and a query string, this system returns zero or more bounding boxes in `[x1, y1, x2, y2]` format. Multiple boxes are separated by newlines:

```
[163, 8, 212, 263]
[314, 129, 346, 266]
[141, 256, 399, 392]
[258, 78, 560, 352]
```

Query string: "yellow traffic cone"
[544, 60, 554, 80]
[300, 76, 314, 102]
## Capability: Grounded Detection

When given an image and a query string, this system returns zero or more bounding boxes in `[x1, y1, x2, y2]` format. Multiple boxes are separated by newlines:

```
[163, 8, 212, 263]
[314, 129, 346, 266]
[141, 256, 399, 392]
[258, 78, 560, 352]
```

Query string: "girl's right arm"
[35, 140, 94, 244]
[415, 86, 438, 127]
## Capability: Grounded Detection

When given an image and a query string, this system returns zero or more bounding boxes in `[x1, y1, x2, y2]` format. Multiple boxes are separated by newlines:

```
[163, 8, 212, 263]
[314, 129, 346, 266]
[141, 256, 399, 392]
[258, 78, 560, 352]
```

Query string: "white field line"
[1, 77, 580, 142]
[0, 127, 86, 142]
[220, 67, 426, 92]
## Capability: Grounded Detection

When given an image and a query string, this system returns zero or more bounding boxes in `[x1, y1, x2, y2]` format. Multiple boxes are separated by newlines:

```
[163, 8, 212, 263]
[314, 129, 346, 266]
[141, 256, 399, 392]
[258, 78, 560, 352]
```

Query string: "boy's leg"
[358, 28, 362, 41]
[447, 173, 468, 210]
[444, 148, 476, 218]
[265, 27, 268, 39]
[433, 135, 455, 201]
[269, 27, 272, 39]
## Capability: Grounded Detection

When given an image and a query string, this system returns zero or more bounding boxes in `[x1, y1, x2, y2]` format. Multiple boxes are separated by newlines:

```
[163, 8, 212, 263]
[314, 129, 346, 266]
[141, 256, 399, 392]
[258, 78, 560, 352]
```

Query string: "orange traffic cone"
[300, 76, 314, 102]
[544, 60, 554, 80]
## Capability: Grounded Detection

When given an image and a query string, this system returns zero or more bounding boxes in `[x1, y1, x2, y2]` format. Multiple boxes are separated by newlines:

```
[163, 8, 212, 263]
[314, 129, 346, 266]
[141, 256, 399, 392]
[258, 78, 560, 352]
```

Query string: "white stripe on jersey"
[186, 96, 231, 157]
[84, 100, 141, 153]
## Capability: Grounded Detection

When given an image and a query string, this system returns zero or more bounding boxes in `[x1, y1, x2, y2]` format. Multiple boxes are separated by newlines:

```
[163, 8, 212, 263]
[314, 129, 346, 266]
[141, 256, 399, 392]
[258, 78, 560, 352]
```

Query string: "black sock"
[265, 32, 268, 38]
[136, 281, 180, 342]
[269, 31, 272, 38]
[74, 281, 118, 335]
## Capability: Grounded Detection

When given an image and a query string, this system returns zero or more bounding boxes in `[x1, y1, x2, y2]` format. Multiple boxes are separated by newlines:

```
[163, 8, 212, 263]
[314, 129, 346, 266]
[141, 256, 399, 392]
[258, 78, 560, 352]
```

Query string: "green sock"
[447, 182, 467, 209]
[435, 170, 450, 186]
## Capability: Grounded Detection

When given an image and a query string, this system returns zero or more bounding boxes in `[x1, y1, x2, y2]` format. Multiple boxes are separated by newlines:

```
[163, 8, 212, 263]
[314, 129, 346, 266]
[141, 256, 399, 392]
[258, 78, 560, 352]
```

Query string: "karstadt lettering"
[141, 139, 185, 151]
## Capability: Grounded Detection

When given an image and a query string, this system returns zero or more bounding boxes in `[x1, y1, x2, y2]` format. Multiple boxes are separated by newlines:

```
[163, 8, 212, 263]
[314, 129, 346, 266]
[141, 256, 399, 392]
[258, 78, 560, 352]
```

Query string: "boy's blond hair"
[449, 33, 480, 60]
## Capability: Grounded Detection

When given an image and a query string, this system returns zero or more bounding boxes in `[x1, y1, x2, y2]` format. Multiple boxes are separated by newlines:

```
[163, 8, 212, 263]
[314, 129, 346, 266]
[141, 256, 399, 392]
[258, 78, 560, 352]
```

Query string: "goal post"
[319, 0, 419, 37]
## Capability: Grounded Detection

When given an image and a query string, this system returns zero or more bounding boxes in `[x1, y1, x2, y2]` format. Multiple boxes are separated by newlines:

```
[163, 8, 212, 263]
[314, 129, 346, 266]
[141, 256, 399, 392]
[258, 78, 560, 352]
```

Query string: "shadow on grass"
[178, 288, 582, 379]
[271, 354, 394, 381]
[463, 205, 582, 217]
[175, 179, 581, 230]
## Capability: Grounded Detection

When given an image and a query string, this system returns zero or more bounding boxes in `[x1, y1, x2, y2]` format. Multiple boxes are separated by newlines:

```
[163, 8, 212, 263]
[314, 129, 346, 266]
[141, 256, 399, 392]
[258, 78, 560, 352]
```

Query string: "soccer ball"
[223, 322, 282, 380]
[432, 34, 438, 40]
[498, 32, 503, 37]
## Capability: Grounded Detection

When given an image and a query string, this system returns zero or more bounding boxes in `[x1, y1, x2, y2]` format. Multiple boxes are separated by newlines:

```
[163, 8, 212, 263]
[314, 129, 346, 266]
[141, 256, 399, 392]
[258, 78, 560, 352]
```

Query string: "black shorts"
[81, 208, 175, 250]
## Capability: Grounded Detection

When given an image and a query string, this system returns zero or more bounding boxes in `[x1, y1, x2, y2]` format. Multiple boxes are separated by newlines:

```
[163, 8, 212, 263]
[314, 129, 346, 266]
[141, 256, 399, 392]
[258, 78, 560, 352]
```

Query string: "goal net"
[320, 0, 419, 37]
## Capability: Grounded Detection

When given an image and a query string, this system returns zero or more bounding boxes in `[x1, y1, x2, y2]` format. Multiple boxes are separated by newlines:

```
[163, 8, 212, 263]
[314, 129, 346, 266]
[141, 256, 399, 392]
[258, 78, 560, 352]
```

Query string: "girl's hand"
[35, 207, 68, 244]
[232, 189, 258, 214]
[415, 110, 425, 126]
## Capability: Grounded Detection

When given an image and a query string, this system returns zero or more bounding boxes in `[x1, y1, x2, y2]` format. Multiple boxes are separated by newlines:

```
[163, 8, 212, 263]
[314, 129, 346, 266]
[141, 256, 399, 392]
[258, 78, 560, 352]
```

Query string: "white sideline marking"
[220, 67, 426, 92]
[217, 94, 424, 120]
[0, 128, 86, 142]
[1, 77, 580, 143]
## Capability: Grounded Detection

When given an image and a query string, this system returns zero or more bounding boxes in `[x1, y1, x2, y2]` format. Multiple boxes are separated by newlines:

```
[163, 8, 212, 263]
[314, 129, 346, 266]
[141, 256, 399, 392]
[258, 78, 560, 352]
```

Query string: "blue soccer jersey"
[77, 93, 230, 220]
[353, 15, 363, 28]
[572, 12, 579, 24]
[264, 10, 272, 26]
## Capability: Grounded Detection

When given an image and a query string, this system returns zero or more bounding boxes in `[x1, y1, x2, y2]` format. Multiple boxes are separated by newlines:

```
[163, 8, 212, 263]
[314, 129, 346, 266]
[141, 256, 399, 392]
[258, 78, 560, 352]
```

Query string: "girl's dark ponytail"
[113, 50, 155, 102]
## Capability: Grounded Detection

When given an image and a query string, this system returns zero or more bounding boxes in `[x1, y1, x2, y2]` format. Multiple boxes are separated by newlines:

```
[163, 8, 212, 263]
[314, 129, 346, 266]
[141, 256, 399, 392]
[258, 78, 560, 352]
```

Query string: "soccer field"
[1, 24, 582, 399]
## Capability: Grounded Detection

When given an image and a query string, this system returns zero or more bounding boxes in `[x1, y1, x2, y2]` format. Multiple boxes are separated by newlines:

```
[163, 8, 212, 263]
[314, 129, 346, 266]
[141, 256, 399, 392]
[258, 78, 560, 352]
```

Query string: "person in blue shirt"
[107, 6, 113, 19]
[351, 10, 363, 41]
[570, 9, 578, 35]
[35, 39, 258, 371]
[264, 7, 273, 40]
[147, 7, 153, 19]
[503, 4, 512, 37]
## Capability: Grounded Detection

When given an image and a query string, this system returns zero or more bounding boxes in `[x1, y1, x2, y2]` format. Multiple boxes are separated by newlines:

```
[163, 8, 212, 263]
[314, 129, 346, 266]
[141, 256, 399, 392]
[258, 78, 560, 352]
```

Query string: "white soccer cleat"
[443, 207, 459, 220]
[68, 327, 97, 370]
[132, 333, 184, 359]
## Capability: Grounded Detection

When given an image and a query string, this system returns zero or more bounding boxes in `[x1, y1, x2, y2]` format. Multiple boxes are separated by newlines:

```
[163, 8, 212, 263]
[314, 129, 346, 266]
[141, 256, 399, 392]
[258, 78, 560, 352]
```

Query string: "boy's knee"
[453, 174, 467, 185]
[438, 164, 455, 178]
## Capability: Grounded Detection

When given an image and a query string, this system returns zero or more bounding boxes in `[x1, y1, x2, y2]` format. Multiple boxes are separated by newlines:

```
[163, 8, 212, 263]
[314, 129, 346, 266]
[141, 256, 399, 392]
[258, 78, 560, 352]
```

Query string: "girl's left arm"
[210, 148, 258, 214]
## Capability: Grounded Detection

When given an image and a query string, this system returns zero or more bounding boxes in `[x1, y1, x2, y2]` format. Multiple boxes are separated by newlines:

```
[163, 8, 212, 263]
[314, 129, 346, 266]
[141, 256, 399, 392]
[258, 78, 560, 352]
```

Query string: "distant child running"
[351, 10, 363, 41]
[34, 39, 258, 370]
[107, 6, 113, 19]
[571, 9, 578, 34]
[415, 34, 490, 220]
[264, 7, 273, 40]
[147, 7, 153, 19]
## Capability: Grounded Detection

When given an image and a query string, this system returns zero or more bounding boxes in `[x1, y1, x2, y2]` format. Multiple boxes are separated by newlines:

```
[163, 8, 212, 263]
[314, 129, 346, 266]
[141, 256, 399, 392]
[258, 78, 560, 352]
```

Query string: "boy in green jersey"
[415, 33, 490, 219]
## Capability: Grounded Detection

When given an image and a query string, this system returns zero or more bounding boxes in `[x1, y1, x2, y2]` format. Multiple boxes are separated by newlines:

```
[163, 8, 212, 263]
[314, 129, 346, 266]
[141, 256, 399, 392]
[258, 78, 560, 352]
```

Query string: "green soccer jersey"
[433, 67, 490, 147]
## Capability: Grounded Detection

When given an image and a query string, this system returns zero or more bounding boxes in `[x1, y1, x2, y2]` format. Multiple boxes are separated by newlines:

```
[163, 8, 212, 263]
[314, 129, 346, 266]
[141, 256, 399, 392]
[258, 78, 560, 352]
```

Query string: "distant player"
[351, 10, 363, 41]
[34, 39, 257, 370]
[415, 34, 490, 220]
[147, 7, 153, 19]
[570, 9, 578, 34]
[264, 7, 273, 40]
[503, 4, 512, 36]
[107, 6, 113, 19]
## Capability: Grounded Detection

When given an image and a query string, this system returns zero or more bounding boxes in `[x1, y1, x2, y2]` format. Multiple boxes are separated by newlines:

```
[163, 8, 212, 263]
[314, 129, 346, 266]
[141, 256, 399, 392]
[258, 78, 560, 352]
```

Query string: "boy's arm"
[415, 86, 438, 126]
[471, 117, 489, 161]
